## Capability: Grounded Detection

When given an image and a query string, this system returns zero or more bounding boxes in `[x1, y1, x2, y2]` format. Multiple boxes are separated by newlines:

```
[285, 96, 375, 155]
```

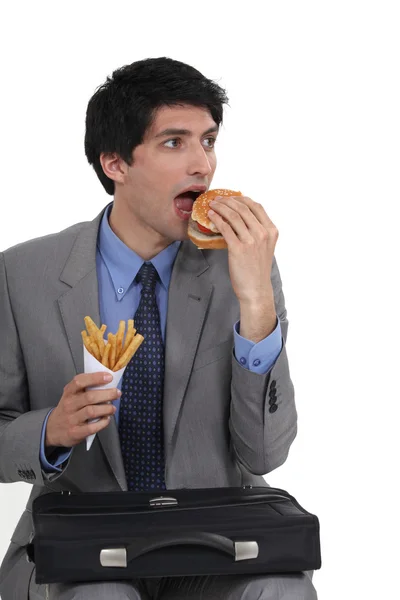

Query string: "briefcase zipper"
[46, 487, 304, 515]
[56, 487, 292, 503]
[43, 495, 297, 518]
[58, 486, 288, 497]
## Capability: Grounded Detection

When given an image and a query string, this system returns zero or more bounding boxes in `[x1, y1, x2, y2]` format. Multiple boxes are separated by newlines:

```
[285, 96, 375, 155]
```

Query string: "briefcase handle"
[100, 532, 259, 568]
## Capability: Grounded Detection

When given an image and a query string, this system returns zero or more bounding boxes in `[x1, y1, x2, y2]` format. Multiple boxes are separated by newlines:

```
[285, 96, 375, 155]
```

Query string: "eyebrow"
[154, 125, 219, 139]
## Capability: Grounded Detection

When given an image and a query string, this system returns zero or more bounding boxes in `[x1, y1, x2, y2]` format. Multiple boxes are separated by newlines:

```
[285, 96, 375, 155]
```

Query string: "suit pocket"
[192, 339, 233, 372]
[11, 509, 33, 547]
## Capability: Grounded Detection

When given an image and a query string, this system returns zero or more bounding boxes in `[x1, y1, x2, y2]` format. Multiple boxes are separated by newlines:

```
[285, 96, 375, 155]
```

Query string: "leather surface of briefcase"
[27, 486, 321, 584]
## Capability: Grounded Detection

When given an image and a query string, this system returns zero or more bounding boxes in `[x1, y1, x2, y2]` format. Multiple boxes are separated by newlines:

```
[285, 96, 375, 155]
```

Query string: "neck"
[108, 198, 170, 261]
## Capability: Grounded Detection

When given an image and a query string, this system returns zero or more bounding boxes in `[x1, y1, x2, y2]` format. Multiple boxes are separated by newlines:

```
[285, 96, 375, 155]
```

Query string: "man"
[0, 57, 317, 599]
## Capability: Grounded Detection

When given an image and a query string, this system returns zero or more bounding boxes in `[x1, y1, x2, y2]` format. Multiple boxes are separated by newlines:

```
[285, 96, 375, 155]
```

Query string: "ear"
[99, 152, 129, 185]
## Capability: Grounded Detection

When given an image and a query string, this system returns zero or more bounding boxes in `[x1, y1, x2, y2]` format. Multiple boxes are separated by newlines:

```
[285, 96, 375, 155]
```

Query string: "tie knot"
[136, 262, 159, 294]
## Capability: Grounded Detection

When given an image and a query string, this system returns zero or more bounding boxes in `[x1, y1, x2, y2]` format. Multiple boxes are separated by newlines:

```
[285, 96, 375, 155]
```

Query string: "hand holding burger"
[188, 189, 242, 249]
[188, 187, 279, 319]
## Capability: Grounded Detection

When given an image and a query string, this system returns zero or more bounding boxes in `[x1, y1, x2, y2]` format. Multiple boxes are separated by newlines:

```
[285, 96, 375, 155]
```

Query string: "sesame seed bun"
[188, 188, 242, 250]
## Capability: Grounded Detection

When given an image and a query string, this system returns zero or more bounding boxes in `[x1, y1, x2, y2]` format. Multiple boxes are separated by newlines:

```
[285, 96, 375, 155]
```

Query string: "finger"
[70, 389, 119, 421]
[72, 414, 113, 442]
[71, 387, 120, 414]
[208, 201, 252, 243]
[211, 196, 268, 240]
[77, 400, 117, 425]
[84, 415, 113, 438]
[224, 195, 275, 230]
[207, 209, 239, 247]
[83, 385, 121, 404]
[68, 372, 114, 395]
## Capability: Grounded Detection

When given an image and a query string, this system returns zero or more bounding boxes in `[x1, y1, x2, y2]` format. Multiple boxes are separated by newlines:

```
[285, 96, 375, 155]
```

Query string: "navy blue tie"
[118, 262, 167, 492]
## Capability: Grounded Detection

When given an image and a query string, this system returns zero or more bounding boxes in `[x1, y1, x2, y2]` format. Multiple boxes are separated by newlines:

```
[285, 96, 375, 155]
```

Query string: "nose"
[187, 144, 214, 177]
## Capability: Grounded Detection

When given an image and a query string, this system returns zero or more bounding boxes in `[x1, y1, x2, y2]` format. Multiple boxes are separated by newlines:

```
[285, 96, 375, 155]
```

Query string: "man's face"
[119, 104, 218, 246]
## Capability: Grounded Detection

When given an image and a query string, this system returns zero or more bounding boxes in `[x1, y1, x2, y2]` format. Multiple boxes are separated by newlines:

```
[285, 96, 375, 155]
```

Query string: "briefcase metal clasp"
[100, 548, 127, 568]
[149, 496, 178, 508]
[234, 541, 259, 561]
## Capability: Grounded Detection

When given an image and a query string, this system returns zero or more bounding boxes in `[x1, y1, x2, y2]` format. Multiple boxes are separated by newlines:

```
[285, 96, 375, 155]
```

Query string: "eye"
[204, 137, 217, 149]
[164, 138, 181, 148]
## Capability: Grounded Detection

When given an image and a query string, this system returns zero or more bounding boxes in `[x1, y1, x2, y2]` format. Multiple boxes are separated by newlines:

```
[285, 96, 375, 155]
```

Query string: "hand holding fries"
[45, 317, 144, 451]
[45, 372, 121, 449]
[81, 317, 144, 371]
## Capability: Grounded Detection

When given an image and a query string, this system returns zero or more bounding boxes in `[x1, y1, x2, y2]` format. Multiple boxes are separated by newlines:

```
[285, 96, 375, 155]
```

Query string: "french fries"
[81, 316, 144, 372]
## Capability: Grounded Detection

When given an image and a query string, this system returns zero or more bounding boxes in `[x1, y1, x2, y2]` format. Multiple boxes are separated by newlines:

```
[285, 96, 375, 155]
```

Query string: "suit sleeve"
[228, 255, 297, 475]
[0, 252, 72, 486]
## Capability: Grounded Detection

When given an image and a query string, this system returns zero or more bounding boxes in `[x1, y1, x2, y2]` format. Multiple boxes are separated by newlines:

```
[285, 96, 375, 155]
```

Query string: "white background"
[1, 1, 399, 598]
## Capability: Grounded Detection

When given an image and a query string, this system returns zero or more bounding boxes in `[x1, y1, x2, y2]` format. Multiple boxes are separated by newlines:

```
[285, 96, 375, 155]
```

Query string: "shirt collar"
[97, 202, 182, 300]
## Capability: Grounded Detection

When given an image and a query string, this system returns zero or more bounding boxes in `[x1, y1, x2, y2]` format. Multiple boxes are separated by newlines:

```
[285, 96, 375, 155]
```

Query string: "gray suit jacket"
[0, 203, 297, 598]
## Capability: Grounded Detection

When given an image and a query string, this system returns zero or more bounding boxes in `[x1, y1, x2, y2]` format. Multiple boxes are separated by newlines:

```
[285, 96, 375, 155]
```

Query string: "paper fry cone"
[83, 341, 126, 450]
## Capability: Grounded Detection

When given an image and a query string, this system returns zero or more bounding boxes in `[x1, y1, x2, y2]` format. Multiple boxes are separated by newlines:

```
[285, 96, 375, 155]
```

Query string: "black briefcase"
[27, 486, 321, 584]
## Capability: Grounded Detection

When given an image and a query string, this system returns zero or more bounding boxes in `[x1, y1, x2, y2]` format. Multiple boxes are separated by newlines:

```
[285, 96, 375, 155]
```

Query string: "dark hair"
[84, 57, 229, 195]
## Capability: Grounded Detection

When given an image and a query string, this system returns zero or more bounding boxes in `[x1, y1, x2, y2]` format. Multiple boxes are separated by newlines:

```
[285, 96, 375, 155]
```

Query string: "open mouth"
[174, 191, 202, 216]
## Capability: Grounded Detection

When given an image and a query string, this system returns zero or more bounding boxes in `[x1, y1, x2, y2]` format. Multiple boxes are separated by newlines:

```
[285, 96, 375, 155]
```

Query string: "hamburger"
[188, 189, 242, 249]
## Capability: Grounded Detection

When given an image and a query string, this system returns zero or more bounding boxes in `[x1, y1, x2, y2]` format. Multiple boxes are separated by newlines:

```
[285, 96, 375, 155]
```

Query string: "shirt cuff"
[40, 408, 72, 472]
[233, 318, 283, 374]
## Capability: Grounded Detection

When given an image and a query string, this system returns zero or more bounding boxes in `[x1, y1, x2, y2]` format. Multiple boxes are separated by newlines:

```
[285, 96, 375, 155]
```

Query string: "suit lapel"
[57, 206, 103, 377]
[57, 204, 127, 490]
[56, 203, 213, 490]
[163, 241, 213, 461]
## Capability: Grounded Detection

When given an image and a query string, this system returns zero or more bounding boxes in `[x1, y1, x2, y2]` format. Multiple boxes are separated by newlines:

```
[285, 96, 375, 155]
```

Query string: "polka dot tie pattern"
[118, 262, 167, 492]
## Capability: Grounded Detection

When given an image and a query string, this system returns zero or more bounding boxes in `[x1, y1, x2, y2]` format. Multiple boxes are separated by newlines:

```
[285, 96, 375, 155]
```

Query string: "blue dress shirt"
[40, 202, 282, 472]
